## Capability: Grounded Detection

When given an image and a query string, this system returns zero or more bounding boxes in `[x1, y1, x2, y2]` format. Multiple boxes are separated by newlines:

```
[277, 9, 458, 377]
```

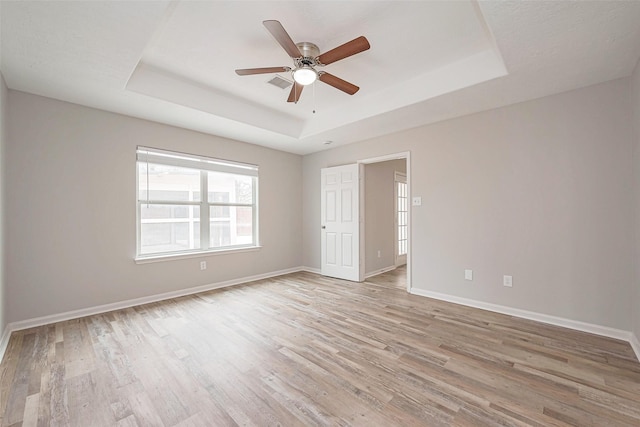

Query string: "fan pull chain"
[313, 80, 316, 114]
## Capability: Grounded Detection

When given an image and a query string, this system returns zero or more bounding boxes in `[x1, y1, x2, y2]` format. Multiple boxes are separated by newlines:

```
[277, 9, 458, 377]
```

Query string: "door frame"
[357, 151, 411, 292]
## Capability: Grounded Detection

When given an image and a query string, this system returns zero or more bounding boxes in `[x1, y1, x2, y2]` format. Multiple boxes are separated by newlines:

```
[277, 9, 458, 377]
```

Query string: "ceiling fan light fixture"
[236, 21, 369, 102]
[293, 67, 317, 85]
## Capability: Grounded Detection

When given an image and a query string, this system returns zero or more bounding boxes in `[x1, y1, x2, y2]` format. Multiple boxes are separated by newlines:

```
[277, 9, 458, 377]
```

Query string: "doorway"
[359, 152, 410, 292]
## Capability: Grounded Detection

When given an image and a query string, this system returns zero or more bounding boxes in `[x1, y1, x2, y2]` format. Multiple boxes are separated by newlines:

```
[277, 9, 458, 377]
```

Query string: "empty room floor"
[1, 270, 639, 426]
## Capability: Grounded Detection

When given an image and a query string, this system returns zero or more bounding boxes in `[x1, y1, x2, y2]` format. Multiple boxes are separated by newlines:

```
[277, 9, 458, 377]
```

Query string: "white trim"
[359, 163, 366, 282]
[365, 266, 396, 279]
[410, 288, 636, 347]
[630, 332, 640, 362]
[0, 326, 11, 363]
[357, 152, 411, 165]
[4, 267, 303, 336]
[135, 245, 262, 264]
[300, 266, 321, 274]
[394, 172, 407, 180]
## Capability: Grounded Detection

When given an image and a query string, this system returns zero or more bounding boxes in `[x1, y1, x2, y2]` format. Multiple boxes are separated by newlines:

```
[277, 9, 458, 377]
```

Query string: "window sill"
[135, 246, 262, 264]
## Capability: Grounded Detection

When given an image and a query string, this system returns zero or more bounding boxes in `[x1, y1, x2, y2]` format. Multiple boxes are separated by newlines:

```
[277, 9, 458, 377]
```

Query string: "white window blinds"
[136, 147, 258, 177]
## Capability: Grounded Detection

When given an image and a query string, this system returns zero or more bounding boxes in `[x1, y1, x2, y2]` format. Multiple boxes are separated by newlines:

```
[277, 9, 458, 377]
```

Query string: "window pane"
[208, 172, 253, 204]
[210, 206, 253, 248]
[138, 162, 201, 202]
[210, 220, 230, 248]
[210, 191, 229, 204]
[211, 205, 230, 218]
[140, 204, 200, 254]
[235, 206, 254, 239]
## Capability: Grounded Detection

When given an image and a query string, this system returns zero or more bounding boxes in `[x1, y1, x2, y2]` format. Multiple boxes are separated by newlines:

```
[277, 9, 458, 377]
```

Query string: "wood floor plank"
[21, 392, 39, 427]
[1, 266, 639, 426]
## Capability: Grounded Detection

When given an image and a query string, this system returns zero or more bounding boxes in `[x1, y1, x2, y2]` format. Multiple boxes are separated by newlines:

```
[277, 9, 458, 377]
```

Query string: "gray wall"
[3, 75, 637, 335]
[303, 78, 634, 330]
[632, 59, 640, 340]
[6, 91, 303, 323]
[0, 73, 6, 333]
[365, 159, 406, 275]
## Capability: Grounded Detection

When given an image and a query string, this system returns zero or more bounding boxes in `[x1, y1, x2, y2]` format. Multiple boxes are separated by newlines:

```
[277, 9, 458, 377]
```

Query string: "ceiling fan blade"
[317, 36, 370, 65]
[287, 82, 304, 103]
[235, 66, 290, 76]
[319, 73, 359, 95]
[263, 20, 302, 58]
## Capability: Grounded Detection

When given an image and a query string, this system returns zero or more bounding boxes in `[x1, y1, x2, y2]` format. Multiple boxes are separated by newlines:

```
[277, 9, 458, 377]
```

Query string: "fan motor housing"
[296, 42, 320, 61]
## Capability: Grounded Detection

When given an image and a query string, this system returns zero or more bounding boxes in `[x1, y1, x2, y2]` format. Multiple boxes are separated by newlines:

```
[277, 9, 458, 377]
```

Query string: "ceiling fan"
[235, 20, 370, 103]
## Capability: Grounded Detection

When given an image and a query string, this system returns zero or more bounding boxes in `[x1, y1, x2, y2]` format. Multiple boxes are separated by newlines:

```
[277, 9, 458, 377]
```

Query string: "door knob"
[321, 225, 326, 229]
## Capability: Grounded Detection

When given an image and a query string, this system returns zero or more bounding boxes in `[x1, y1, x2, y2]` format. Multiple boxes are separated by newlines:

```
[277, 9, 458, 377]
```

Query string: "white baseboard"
[410, 288, 638, 360]
[630, 332, 640, 362]
[3, 271, 638, 365]
[365, 266, 396, 279]
[0, 266, 305, 362]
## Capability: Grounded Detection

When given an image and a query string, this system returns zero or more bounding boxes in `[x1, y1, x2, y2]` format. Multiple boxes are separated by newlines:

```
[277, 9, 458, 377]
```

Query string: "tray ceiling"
[2, 1, 640, 154]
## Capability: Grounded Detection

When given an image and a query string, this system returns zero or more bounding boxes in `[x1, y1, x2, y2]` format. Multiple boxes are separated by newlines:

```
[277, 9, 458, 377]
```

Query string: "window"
[136, 147, 258, 258]
[396, 173, 408, 258]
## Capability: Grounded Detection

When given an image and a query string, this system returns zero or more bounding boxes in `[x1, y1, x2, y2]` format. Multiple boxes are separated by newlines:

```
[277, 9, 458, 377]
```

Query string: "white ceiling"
[2, 1, 640, 155]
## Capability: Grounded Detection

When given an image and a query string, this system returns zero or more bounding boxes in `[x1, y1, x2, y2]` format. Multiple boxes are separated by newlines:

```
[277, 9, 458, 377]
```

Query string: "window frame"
[395, 171, 408, 262]
[135, 147, 259, 261]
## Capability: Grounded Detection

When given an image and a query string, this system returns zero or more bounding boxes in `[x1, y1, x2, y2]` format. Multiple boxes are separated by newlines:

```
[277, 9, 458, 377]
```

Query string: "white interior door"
[321, 164, 360, 281]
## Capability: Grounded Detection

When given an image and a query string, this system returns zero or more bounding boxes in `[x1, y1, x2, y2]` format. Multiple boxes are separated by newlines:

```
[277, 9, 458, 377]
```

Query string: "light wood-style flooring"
[1, 268, 639, 426]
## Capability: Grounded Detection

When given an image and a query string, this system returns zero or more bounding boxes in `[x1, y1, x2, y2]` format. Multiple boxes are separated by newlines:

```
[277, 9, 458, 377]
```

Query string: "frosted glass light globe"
[293, 67, 317, 85]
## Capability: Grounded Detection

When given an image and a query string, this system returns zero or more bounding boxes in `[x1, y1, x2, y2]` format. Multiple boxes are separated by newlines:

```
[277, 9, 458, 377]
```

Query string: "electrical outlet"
[200, 261, 207, 271]
[377, 250, 381, 258]
[503, 275, 512, 287]
[465, 269, 473, 281]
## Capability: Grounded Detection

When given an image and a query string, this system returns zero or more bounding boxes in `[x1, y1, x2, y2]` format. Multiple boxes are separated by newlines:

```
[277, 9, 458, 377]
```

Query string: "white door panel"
[321, 164, 360, 281]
